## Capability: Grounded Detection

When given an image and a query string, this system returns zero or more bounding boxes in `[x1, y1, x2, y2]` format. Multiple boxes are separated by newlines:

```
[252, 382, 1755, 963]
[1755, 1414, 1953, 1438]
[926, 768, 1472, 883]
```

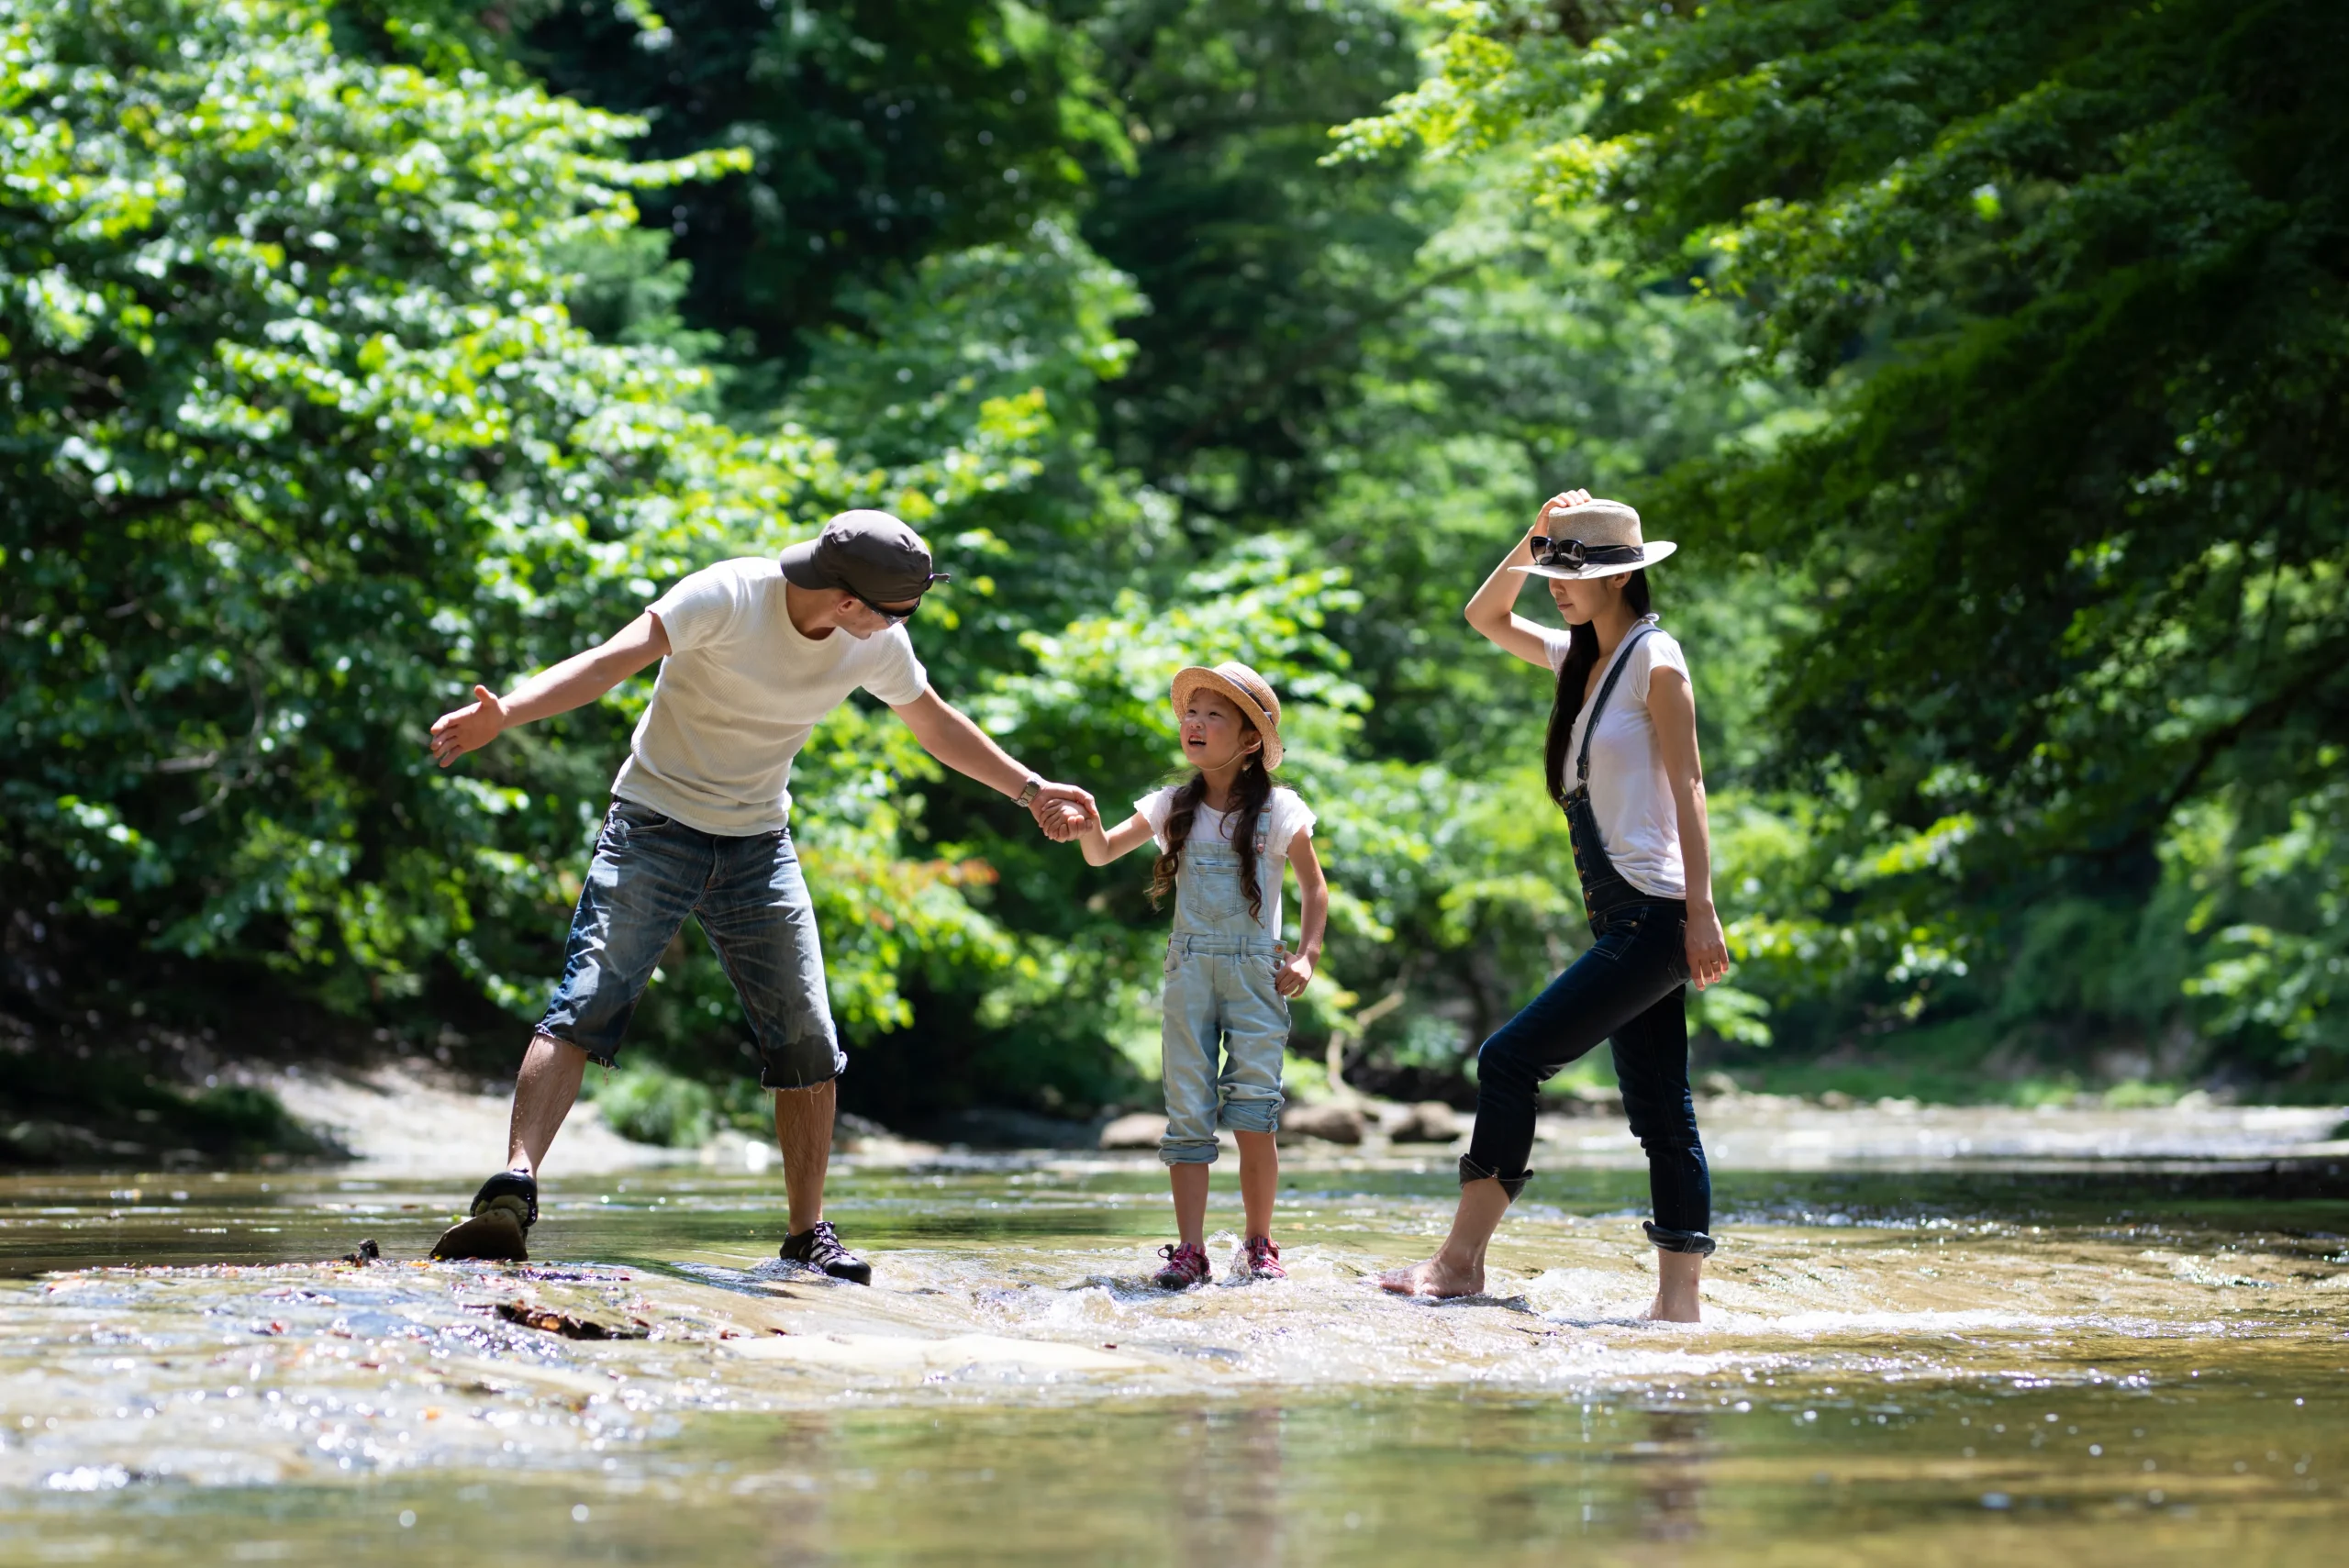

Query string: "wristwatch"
[1015, 774, 1042, 808]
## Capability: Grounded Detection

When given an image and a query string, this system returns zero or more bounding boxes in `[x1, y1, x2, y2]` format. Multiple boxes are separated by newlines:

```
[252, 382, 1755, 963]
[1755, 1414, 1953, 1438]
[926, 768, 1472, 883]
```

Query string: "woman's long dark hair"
[1149, 725, 1278, 927]
[1543, 569, 1653, 807]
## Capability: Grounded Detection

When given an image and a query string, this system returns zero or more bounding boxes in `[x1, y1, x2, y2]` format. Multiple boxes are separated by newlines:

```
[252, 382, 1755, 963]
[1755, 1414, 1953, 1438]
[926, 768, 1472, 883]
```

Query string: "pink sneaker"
[1240, 1235, 1286, 1281]
[1153, 1241, 1210, 1290]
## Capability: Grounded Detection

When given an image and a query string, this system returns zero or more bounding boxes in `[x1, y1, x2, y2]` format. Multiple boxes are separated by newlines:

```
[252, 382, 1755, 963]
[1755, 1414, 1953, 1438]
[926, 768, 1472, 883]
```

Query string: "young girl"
[1381, 491, 1731, 1320]
[1080, 662, 1328, 1288]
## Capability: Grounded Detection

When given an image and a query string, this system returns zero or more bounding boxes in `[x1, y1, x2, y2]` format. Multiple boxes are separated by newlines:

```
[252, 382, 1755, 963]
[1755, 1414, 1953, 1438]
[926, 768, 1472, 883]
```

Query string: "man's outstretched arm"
[888, 687, 1097, 842]
[429, 611, 672, 768]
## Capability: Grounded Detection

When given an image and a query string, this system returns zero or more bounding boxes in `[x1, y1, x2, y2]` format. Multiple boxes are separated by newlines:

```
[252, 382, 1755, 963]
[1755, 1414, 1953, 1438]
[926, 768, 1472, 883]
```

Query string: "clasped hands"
[1028, 784, 1097, 843]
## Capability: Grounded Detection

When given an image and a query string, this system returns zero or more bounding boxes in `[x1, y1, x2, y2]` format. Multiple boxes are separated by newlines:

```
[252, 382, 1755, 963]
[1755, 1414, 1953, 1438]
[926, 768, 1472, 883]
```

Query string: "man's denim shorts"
[536, 799, 845, 1089]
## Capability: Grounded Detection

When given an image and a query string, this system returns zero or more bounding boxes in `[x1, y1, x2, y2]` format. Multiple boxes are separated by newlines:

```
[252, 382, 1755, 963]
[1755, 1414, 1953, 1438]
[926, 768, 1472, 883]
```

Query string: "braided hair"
[1149, 726, 1279, 927]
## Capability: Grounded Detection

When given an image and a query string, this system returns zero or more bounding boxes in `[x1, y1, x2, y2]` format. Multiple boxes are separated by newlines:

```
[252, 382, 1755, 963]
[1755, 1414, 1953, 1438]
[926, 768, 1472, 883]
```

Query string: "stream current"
[0, 1154, 2343, 1563]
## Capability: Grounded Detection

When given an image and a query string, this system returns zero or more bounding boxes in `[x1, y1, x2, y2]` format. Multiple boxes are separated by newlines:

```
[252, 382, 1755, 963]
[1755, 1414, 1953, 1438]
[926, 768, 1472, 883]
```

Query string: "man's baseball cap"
[778, 510, 949, 605]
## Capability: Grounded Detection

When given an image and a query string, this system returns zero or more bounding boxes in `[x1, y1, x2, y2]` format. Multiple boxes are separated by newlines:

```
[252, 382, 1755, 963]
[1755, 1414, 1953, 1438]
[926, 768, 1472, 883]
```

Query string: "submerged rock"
[1099, 1112, 1165, 1151]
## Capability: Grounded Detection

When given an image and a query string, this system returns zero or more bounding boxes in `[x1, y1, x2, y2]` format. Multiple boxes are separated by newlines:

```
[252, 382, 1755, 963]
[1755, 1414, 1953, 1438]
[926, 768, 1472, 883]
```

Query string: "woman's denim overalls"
[1157, 812, 1288, 1165]
[1459, 626, 1715, 1254]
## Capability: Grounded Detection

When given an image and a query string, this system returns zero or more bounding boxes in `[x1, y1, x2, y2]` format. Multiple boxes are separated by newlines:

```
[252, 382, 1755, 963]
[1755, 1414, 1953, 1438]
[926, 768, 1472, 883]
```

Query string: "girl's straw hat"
[1512, 498, 1676, 581]
[1170, 662, 1285, 770]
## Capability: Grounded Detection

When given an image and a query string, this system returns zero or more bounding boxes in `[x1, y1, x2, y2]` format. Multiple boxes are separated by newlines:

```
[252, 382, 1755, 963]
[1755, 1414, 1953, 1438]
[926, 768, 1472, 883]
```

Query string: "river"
[0, 1105, 2343, 1563]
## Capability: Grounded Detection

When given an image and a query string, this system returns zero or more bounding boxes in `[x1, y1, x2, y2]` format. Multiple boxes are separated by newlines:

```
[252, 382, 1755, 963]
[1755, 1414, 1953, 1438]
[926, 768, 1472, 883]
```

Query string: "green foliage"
[584, 1061, 717, 1146]
[16, 0, 2341, 1131]
[1340, 0, 2349, 1078]
[0, 0, 1082, 1078]
[513, 0, 1128, 367]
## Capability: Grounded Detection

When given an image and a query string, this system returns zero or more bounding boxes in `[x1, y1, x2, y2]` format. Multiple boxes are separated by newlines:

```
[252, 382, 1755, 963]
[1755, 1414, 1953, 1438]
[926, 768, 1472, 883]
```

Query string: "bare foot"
[1642, 1249, 1704, 1321]
[1377, 1255, 1486, 1298]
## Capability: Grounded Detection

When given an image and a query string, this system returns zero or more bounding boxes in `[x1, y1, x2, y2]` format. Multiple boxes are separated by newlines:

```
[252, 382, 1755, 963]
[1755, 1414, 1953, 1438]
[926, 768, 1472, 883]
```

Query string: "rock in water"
[1279, 1102, 1365, 1145]
[1098, 1112, 1167, 1151]
[1389, 1102, 1462, 1143]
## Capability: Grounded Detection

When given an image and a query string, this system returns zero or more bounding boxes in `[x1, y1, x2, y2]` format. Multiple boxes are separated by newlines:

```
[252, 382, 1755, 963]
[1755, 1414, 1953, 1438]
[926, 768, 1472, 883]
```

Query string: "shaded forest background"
[6, 0, 2345, 1153]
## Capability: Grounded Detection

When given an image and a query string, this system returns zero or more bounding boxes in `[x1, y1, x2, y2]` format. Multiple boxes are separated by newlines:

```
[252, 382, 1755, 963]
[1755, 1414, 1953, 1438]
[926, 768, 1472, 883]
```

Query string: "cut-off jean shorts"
[1159, 931, 1287, 1165]
[536, 799, 845, 1090]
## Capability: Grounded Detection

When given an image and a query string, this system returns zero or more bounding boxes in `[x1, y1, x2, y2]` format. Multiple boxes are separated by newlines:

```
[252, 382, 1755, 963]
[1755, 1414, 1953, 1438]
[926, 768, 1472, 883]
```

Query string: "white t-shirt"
[611, 559, 929, 835]
[1540, 616, 1689, 899]
[1133, 785, 1316, 940]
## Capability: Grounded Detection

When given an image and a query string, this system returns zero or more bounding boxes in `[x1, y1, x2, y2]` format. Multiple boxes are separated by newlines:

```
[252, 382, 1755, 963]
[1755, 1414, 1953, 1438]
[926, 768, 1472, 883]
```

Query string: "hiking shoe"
[1239, 1235, 1286, 1281]
[431, 1170, 537, 1262]
[1153, 1241, 1210, 1290]
[779, 1219, 872, 1285]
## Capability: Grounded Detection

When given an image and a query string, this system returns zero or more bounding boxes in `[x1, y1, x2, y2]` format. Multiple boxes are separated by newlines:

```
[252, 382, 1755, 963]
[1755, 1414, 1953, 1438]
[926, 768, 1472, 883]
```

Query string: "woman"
[1380, 490, 1731, 1320]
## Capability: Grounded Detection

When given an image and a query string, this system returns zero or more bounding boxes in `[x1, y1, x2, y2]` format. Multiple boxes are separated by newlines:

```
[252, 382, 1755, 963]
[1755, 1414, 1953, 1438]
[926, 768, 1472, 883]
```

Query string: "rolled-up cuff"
[1458, 1154, 1531, 1203]
[1643, 1221, 1717, 1256]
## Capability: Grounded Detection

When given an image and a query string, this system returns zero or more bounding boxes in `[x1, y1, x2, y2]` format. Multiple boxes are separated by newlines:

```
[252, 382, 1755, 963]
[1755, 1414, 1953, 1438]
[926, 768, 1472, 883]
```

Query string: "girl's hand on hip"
[1275, 951, 1314, 998]
[1685, 905, 1731, 991]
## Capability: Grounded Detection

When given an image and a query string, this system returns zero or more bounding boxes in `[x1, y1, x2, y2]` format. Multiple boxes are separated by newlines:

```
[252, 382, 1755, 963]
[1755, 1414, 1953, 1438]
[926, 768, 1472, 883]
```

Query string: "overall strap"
[1575, 623, 1657, 791]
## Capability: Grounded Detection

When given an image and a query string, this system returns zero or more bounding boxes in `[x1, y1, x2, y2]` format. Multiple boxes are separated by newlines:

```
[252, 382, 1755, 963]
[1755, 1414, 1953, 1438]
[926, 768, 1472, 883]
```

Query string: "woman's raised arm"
[1464, 489, 1589, 671]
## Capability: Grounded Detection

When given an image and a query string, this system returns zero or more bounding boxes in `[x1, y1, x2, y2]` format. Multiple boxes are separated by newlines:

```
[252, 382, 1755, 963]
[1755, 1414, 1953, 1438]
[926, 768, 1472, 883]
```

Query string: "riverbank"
[246, 1064, 2349, 1179]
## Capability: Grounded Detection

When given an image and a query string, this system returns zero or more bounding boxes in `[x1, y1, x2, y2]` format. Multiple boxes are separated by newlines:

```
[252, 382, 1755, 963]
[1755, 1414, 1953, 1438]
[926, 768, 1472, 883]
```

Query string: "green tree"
[1343, 0, 2349, 1075]
[0, 0, 1043, 1052]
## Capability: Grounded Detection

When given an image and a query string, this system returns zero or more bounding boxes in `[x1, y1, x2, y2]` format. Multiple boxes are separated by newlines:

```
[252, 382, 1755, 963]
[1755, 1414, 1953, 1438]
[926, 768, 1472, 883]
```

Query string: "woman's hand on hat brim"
[1534, 487, 1593, 532]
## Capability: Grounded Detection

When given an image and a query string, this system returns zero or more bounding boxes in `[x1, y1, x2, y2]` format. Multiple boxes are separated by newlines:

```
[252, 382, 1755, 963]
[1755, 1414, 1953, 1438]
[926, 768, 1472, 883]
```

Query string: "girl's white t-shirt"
[1540, 616, 1690, 899]
[1132, 785, 1316, 940]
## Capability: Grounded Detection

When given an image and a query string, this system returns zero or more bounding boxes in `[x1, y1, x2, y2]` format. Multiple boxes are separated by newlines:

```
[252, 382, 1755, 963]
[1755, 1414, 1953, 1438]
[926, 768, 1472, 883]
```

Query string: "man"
[423, 511, 1096, 1280]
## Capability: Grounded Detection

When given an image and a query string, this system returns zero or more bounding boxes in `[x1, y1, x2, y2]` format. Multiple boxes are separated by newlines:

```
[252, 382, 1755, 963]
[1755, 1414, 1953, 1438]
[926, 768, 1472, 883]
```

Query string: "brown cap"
[778, 510, 950, 605]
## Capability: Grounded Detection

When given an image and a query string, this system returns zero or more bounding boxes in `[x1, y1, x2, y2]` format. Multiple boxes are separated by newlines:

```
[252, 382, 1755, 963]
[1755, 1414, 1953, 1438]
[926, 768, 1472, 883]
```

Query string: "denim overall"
[1459, 624, 1716, 1255]
[1157, 813, 1288, 1165]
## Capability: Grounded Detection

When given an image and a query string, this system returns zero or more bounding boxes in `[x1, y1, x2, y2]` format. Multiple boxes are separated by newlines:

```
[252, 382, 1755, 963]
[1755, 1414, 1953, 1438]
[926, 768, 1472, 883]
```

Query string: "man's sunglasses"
[848, 587, 924, 626]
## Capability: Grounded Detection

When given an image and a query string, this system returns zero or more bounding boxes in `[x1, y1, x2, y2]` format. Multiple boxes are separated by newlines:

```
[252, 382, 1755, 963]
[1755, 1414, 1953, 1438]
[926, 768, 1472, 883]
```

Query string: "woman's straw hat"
[1170, 662, 1285, 770]
[1512, 498, 1677, 581]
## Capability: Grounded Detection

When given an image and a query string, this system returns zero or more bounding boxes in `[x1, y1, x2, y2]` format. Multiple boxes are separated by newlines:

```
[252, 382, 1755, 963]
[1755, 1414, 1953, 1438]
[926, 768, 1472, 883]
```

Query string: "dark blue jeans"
[1461, 896, 1712, 1250]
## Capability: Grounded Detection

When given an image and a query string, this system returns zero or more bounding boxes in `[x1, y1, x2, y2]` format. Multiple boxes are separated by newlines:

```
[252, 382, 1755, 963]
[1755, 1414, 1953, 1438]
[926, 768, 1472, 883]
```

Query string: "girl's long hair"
[1149, 726, 1278, 927]
[1543, 569, 1654, 807]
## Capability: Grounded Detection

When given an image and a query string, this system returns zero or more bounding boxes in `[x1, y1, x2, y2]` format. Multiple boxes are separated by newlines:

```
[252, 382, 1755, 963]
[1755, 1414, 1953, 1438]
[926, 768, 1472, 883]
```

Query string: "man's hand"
[1275, 950, 1316, 999]
[429, 684, 507, 769]
[1030, 783, 1097, 842]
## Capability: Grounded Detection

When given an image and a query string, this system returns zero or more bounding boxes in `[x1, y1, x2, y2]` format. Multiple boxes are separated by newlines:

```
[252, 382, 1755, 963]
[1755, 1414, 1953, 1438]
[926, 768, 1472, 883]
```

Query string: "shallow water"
[0, 1160, 2343, 1563]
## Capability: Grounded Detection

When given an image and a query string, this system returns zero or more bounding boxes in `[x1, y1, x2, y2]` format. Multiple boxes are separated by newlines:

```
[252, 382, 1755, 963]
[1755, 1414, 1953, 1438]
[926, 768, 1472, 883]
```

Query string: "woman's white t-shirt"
[1133, 785, 1316, 940]
[1539, 616, 1689, 899]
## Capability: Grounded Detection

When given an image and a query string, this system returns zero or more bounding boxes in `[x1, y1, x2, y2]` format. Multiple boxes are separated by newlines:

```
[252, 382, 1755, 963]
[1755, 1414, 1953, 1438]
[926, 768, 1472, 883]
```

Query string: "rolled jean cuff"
[1643, 1221, 1717, 1256]
[757, 1035, 848, 1092]
[1215, 1100, 1282, 1136]
[535, 1025, 615, 1073]
[1160, 1137, 1219, 1167]
[1458, 1154, 1531, 1203]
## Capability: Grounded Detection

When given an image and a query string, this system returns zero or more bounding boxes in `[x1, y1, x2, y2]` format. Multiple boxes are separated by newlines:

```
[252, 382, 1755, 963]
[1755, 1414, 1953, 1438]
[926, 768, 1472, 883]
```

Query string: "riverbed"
[1, 1108, 2344, 1564]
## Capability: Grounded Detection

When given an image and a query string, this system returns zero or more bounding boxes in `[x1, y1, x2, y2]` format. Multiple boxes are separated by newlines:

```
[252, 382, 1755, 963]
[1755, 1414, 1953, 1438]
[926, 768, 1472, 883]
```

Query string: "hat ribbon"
[1531, 538, 1644, 572]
